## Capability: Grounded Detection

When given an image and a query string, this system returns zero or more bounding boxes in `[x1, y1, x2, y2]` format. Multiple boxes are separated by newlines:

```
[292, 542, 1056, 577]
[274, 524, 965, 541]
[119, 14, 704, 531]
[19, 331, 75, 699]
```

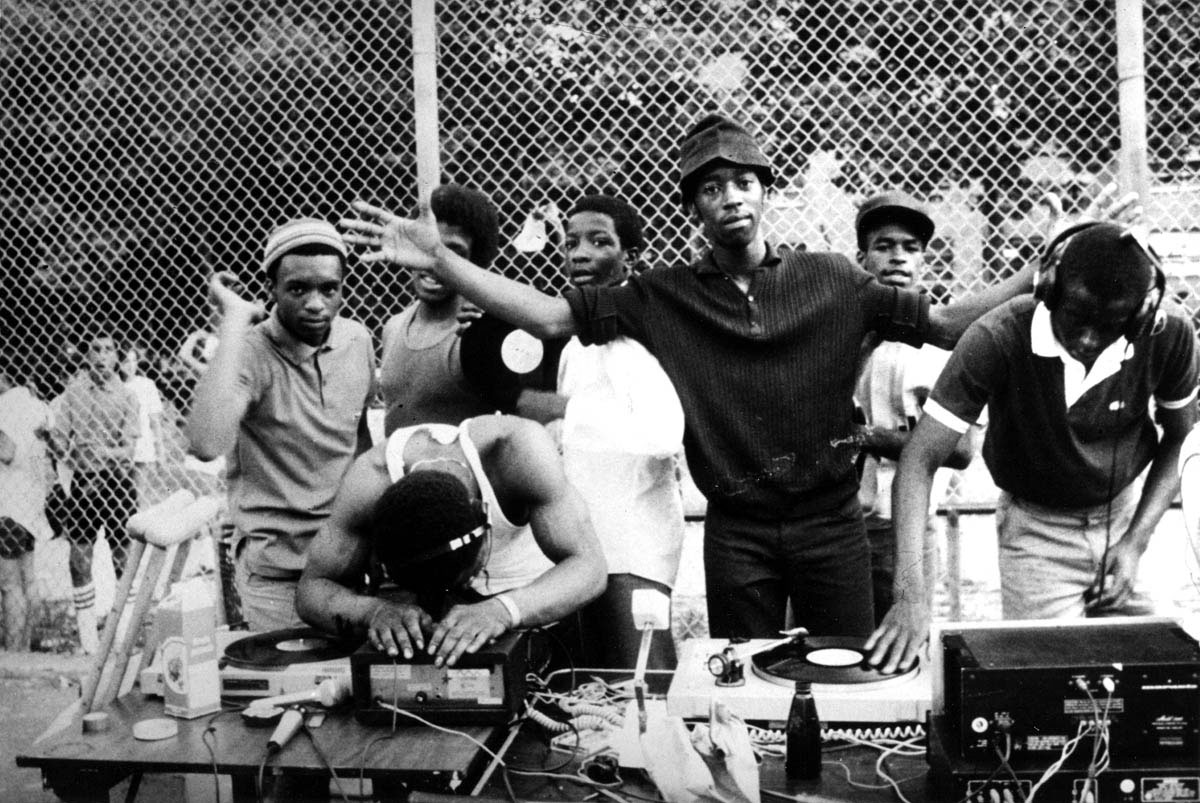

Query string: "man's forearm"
[185, 313, 254, 459]
[296, 576, 384, 640]
[437, 250, 577, 340]
[927, 265, 1035, 349]
[1123, 439, 1187, 554]
[503, 554, 605, 628]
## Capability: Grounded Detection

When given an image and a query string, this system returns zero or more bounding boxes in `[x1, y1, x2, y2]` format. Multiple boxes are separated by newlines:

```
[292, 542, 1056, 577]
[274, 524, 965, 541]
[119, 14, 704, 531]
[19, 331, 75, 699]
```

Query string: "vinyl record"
[459, 313, 545, 412]
[751, 636, 918, 690]
[223, 628, 358, 669]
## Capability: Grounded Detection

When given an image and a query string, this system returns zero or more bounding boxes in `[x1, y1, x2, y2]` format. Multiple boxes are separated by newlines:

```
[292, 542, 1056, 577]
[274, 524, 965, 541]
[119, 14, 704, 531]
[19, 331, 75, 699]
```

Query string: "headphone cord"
[1096, 340, 1136, 608]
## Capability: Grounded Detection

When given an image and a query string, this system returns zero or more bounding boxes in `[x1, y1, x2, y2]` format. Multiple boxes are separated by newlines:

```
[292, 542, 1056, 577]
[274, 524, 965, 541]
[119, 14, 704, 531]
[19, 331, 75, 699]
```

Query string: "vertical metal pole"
[1115, 0, 1150, 204]
[412, 0, 441, 206]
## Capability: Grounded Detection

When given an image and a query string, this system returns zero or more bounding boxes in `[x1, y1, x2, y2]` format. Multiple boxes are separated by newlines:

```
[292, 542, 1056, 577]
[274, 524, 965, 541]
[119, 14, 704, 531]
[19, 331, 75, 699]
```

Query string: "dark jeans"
[703, 494, 874, 639]
[578, 573, 677, 671]
[66, 466, 136, 585]
[866, 522, 896, 627]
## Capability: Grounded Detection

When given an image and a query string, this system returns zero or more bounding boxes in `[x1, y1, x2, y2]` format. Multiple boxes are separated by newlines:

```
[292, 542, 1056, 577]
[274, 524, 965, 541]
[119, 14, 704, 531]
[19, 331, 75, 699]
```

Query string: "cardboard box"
[158, 583, 221, 719]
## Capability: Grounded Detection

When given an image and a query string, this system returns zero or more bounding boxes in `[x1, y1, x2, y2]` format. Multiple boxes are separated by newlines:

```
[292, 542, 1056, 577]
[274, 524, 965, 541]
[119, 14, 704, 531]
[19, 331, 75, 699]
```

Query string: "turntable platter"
[751, 636, 919, 691]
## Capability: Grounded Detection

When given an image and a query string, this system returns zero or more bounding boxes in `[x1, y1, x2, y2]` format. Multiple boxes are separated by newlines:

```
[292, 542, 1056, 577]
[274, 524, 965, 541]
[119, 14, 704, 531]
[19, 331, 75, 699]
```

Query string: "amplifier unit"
[352, 630, 528, 726]
[928, 714, 1200, 803]
[942, 621, 1200, 763]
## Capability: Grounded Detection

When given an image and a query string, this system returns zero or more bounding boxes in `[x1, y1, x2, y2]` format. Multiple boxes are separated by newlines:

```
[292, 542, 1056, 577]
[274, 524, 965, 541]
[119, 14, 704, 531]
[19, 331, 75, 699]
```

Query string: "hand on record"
[425, 599, 510, 667]
[342, 200, 444, 271]
[864, 597, 928, 674]
[208, 272, 266, 324]
[366, 600, 433, 660]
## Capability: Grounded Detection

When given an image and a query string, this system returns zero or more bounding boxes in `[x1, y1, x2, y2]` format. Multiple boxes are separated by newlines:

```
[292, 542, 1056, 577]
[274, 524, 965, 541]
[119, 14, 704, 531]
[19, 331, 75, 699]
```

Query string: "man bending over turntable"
[879, 222, 1197, 667]
[296, 414, 606, 667]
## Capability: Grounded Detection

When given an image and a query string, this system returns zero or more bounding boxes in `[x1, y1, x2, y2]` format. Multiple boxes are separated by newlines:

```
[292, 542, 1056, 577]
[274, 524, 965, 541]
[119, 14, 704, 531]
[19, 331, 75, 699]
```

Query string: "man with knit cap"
[186, 218, 375, 631]
[893, 222, 1197, 627]
[342, 115, 1038, 671]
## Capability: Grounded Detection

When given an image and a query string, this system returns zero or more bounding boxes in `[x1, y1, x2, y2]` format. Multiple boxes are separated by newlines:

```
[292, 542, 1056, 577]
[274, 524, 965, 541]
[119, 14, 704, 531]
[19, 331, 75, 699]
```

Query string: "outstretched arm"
[184, 273, 265, 460]
[866, 414, 962, 672]
[296, 451, 435, 659]
[342, 200, 578, 340]
[1090, 403, 1197, 612]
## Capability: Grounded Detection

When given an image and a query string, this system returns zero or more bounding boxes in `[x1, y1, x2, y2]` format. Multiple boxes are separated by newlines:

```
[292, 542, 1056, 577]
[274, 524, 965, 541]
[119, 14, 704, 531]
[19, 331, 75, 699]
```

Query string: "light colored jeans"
[996, 481, 1143, 620]
[233, 554, 305, 632]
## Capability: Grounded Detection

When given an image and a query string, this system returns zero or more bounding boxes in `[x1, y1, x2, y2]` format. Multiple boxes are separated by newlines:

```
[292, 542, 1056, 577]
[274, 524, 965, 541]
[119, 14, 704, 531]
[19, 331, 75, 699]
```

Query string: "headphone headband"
[1033, 221, 1166, 340]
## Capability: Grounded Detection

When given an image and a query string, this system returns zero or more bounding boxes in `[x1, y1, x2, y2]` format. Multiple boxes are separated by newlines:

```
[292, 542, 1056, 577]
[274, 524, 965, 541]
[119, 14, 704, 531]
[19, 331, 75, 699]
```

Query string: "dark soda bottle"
[785, 680, 821, 779]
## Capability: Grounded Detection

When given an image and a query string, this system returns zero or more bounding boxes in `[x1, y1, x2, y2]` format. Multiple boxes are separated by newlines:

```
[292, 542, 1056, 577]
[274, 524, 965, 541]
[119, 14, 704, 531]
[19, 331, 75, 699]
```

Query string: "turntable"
[666, 635, 931, 726]
[141, 628, 356, 701]
[218, 628, 357, 699]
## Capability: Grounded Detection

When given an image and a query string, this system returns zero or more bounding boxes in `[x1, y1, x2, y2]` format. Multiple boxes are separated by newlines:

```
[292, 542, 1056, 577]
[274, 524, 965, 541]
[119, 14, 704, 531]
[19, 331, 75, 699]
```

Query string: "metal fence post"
[413, 0, 441, 205]
[1116, 0, 1151, 203]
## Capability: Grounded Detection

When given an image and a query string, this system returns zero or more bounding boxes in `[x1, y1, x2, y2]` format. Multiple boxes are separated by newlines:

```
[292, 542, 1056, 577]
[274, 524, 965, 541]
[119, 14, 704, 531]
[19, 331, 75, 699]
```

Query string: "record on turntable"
[751, 635, 919, 691]
[222, 627, 359, 669]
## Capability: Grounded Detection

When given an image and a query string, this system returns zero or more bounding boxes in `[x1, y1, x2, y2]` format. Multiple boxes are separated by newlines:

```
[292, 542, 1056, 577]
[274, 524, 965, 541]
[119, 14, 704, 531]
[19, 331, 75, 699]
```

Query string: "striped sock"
[73, 583, 99, 655]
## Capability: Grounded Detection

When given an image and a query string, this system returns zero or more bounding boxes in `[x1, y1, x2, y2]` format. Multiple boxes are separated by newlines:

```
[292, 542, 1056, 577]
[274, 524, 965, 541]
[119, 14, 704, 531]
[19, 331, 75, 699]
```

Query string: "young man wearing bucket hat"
[343, 116, 1042, 671]
[186, 218, 375, 631]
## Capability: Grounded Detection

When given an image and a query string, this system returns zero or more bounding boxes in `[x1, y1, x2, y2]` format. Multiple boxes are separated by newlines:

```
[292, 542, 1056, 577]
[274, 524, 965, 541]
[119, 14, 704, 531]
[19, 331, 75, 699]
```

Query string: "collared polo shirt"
[227, 311, 375, 577]
[55, 370, 139, 474]
[925, 296, 1199, 508]
[565, 245, 930, 518]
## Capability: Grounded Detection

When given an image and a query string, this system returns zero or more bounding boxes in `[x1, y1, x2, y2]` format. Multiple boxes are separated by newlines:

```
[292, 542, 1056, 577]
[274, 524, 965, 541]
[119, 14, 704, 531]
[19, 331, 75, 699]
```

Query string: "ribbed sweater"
[566, 246, 928, 519]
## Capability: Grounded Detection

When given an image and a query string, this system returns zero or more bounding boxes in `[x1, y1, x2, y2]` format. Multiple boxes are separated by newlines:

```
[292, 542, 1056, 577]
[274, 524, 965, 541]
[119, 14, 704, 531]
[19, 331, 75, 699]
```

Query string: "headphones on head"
[1032, 221, 1167, 341]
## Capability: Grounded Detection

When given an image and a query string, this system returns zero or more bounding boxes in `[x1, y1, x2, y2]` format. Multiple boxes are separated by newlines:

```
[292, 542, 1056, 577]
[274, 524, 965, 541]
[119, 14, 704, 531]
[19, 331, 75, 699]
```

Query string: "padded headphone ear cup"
[1035, 221, 1101, 311]
[1124, 276, 1166, 341]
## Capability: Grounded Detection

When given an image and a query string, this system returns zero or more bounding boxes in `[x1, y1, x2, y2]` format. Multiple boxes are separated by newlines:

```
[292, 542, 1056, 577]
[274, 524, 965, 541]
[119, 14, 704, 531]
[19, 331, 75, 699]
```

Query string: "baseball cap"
[262, 217, 347, 274]
[678, 115, 774, 207]
[855, 192, 935, 250]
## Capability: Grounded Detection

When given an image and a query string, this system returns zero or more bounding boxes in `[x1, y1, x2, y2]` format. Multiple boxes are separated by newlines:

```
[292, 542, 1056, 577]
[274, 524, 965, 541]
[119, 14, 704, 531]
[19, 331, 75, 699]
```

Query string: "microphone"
[267, 708, 304, 752]
[246, 677, 351, 712]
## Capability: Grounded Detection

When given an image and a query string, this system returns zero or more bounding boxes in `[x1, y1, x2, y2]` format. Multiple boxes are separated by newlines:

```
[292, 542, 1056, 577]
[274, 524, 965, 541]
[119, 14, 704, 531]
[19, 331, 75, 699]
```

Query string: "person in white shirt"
[553, 195, 687, 670]
[0, 364, 54, 650]
[120, 343, 165, 507]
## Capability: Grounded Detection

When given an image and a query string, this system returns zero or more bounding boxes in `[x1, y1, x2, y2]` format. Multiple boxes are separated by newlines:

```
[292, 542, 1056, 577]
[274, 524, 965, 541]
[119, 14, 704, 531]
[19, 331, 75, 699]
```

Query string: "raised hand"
[341, 200, 443, 271]
[1041, 182, 1143, 244]
[208, 272, 266, 324]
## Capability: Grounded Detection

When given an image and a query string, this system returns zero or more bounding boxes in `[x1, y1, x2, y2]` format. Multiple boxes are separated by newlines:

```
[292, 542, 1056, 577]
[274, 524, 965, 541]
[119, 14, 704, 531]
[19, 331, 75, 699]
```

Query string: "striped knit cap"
[262, 217, 347, 273]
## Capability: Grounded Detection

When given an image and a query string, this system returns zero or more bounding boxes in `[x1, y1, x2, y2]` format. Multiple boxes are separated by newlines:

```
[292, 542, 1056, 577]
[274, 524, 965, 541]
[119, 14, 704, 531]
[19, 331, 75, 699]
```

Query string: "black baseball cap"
[855, 192, 935, 250]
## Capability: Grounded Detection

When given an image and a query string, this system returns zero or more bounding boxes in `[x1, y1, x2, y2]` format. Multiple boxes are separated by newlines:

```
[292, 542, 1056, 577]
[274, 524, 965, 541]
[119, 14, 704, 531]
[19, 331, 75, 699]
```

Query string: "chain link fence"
[3, 0, 1198, 649]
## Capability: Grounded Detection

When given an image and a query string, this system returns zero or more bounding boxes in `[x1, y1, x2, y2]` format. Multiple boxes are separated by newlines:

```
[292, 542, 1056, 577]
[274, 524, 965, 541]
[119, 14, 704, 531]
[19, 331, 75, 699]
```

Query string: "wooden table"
[17, 691, 933, 802]
[17, 693, 509, 802]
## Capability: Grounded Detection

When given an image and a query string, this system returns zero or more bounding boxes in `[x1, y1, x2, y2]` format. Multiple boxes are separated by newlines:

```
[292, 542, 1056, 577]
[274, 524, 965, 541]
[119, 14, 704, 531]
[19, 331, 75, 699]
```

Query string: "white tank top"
[384, 420, 553, 596]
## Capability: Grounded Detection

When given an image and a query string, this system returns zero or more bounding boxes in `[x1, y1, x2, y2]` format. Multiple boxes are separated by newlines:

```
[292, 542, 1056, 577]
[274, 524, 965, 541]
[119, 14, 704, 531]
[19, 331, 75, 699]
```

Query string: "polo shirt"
[227, 311, 375, 577]
[55, 370, 139, 474]
[925, 295, 1198, 508]
[565, 245, 930, 518]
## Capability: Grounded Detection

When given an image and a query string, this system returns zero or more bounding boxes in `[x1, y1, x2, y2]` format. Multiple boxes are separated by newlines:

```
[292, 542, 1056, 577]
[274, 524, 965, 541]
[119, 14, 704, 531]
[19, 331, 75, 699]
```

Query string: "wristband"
[495, 593, 521, 628]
